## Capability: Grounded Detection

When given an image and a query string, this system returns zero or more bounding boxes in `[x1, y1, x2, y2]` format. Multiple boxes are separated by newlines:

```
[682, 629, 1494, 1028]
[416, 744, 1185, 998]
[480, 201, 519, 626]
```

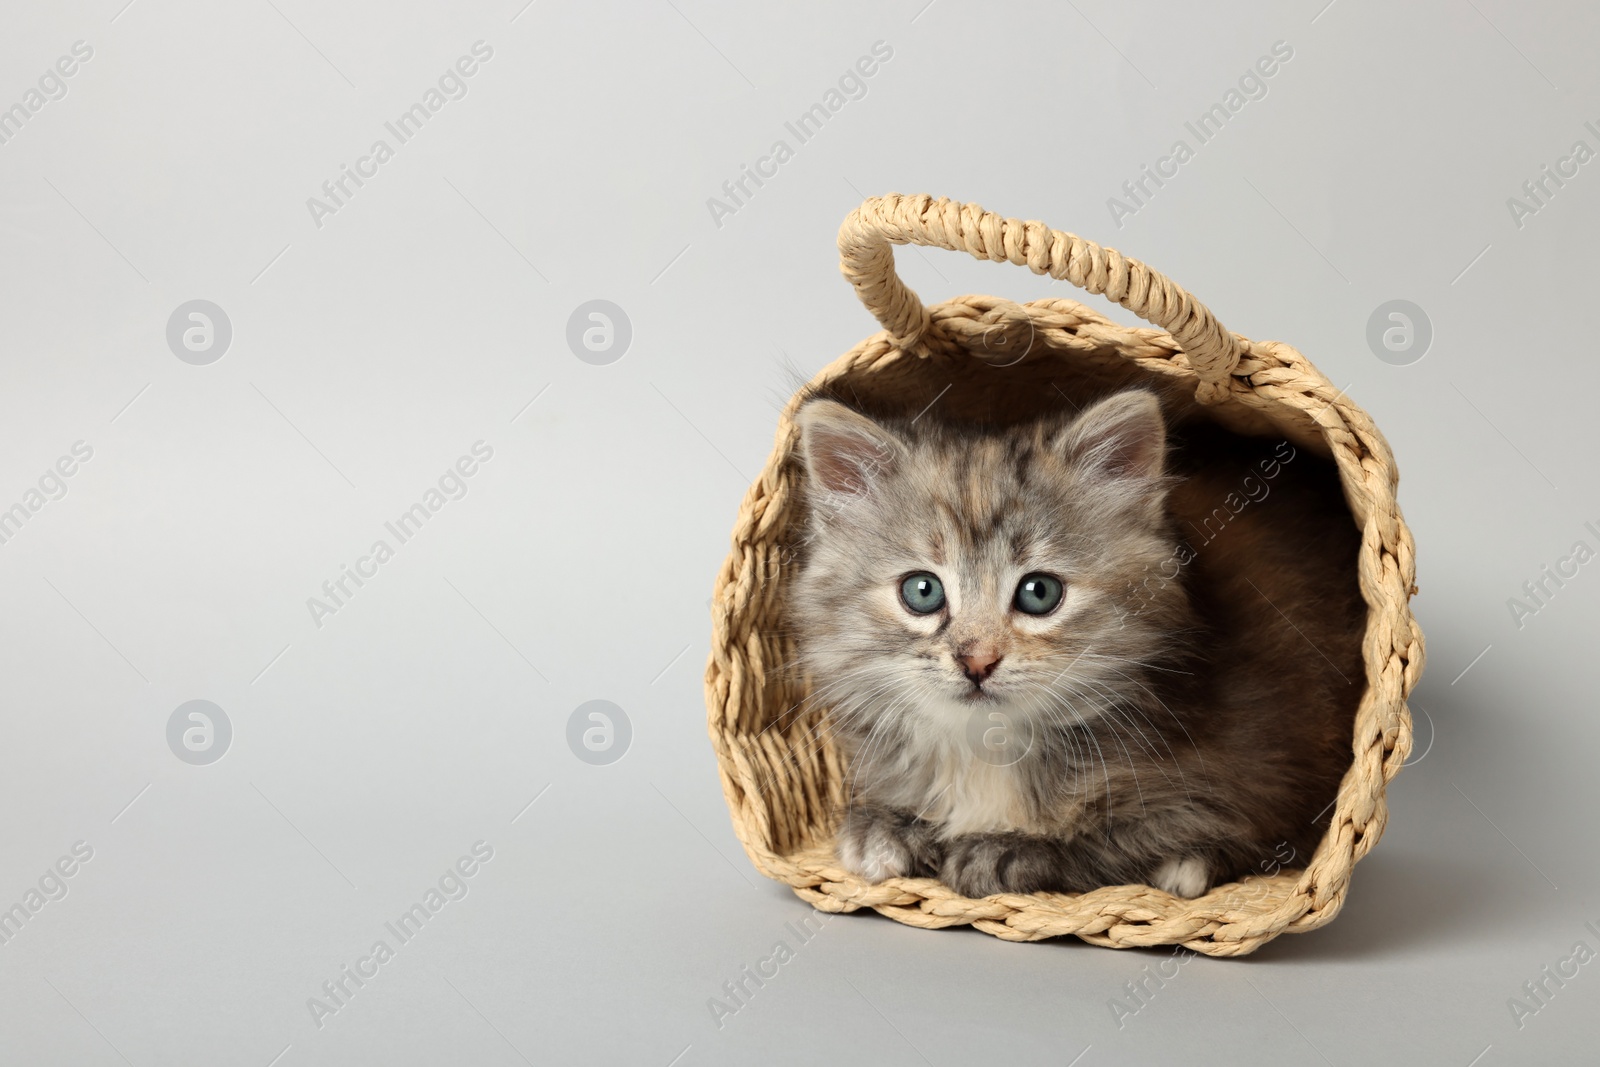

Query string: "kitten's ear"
[795, 400, 900, 497]
[1055, 390, 1167, 482]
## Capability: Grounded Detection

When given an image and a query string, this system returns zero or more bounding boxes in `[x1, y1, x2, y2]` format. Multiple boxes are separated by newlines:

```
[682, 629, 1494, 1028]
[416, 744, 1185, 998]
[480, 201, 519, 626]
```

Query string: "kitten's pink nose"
[959, 650, 1002, 685]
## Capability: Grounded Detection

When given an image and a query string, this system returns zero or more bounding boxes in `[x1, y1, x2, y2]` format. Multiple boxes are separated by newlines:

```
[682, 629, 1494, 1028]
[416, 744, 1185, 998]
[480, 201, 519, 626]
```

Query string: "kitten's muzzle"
[959, 651, 1002, 686]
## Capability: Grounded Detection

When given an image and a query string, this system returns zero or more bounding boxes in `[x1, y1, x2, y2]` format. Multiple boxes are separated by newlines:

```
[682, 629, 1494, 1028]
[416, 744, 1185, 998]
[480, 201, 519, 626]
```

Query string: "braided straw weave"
[705, 194, 1425, 956]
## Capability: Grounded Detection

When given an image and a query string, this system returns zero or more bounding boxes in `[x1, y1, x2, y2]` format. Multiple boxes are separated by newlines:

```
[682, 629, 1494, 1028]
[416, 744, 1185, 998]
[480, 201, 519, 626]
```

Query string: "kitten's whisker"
[1068, 657, 1209, 780]
[1046, 679, 1151, 817]
[1042, 669, 1181, 792]
[1054, 700, 1116, 821]
[1027, 695, 1094, 805]
[845, 690, 916, 802]
[1062, 673, 1174, 764]
[1071, 648, 1195, 677]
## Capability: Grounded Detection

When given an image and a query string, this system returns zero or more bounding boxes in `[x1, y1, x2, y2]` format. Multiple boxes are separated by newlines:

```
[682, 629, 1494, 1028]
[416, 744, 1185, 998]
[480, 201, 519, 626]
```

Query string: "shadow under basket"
[705, 194, 1425, 957]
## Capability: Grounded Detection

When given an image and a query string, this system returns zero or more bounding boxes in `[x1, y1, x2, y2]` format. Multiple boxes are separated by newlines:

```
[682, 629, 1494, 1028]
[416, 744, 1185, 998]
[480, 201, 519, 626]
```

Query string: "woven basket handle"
[838, 194, 1244, 400]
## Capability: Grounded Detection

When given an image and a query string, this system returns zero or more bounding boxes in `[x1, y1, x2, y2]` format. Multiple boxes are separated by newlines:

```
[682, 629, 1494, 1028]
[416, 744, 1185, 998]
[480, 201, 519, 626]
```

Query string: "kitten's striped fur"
[792, 389, 1363, 898]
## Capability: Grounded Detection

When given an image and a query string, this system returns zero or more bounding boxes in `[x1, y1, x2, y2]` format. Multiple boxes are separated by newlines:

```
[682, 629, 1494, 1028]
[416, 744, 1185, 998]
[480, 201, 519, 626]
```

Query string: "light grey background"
[1, 0, 1595, 1064]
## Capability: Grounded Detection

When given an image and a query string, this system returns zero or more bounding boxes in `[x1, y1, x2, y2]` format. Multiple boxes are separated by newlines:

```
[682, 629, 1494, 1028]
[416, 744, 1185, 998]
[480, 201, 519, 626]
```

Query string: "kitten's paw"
[1151, 856, 1211, 898]
[835, 806, 938, 882]
[939, 833, 1062, 898]
[838, 829, 909, 882]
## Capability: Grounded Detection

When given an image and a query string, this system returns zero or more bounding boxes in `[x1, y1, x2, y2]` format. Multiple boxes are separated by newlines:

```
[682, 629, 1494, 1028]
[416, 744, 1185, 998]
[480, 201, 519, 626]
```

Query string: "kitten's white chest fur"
[872, 718, 1035, 837]
[923, 755, 1028, 836]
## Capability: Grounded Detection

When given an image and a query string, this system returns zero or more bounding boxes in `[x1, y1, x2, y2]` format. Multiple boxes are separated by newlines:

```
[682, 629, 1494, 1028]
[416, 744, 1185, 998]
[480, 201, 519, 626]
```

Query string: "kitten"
[791, 388, 1363, 899]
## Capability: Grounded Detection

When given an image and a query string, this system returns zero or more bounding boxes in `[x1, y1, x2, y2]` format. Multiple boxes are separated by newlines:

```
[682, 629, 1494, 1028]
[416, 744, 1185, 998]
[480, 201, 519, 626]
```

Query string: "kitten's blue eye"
[1014, 573, 1063, 615]
[900, 572, 945, 614]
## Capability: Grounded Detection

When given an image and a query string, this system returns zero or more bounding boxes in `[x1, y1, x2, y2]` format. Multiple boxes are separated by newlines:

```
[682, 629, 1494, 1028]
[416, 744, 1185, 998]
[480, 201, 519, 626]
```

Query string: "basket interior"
[759, 300, 1366, 869]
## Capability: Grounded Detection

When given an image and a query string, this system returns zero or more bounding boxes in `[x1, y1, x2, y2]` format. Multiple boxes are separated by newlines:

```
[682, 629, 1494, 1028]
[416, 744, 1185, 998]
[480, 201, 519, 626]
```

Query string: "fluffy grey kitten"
[791, 388, 1362, 899]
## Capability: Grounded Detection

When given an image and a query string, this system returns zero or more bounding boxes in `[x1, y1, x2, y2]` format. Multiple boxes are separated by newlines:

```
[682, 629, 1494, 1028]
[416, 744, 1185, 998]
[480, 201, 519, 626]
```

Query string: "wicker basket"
[705, 194, 1425, 956]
